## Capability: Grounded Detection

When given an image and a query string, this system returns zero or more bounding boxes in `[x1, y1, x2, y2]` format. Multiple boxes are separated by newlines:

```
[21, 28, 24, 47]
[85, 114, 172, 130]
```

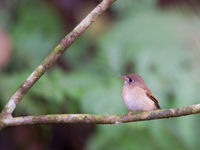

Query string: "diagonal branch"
[1, 0, 115, 115]
[0, 104, 199, 130]
[1, 0, 199, 131]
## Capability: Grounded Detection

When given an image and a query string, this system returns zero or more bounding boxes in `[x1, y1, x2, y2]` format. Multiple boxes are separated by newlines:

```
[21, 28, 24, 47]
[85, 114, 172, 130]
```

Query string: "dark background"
[0, 0, 200, 149]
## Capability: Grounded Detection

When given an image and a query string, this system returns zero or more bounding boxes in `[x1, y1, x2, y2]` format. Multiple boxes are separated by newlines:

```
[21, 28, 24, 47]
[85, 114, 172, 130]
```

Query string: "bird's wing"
[138, 83, 161, 109]
[146, 89, 161, 109]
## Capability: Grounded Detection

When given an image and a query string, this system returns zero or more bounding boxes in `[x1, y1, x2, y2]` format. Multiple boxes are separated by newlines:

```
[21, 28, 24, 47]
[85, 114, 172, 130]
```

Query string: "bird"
[120, 73, 161, 116]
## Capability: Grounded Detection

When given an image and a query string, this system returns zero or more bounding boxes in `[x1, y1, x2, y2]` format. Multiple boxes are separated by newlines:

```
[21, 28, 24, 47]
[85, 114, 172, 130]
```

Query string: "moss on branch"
[0, 104, 199, 130]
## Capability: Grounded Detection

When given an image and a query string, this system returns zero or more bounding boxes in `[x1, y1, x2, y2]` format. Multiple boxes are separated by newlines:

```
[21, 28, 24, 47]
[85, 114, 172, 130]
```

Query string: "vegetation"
[0, 0, 200, 149]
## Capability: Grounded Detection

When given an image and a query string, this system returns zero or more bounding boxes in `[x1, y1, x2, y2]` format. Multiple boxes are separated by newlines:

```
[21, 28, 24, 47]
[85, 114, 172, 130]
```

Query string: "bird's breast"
[122, 86, 156, 111]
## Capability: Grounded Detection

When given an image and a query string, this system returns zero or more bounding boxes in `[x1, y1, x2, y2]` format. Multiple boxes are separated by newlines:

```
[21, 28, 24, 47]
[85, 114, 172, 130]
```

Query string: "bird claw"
[128, 111, 133, 117]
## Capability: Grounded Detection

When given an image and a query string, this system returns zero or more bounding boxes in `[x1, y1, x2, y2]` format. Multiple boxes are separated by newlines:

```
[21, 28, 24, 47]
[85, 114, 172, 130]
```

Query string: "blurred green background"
[0, 0, 200, 149]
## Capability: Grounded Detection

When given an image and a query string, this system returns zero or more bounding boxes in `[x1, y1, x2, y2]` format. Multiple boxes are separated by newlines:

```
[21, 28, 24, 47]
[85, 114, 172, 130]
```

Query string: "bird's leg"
[128, 111, 133, 117]
[141, 111, 147, 116]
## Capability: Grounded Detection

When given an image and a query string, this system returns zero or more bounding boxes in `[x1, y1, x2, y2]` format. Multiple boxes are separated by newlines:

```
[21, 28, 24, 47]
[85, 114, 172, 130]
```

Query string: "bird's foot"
[128, 111, 133, 117]
[141, 111, 146, 116]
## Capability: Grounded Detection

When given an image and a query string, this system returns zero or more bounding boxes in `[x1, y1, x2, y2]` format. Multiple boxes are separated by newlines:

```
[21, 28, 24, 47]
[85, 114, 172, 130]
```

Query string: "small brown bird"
[120, 73, 161, 115]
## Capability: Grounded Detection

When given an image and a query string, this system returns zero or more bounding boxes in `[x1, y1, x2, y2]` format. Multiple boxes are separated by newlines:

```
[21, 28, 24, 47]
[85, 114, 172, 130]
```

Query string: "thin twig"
[0, 104, 199, 130]
[1, 0, 115, 115]
[1, 0, 200, 131]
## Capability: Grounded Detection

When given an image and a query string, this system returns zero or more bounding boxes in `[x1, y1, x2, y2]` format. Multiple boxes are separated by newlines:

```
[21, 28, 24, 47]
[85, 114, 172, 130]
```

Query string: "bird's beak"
[119, 75, 125, 80]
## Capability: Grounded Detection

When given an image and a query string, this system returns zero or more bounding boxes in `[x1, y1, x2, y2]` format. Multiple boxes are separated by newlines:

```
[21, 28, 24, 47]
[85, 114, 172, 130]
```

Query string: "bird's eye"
[129, 78, 132, 82]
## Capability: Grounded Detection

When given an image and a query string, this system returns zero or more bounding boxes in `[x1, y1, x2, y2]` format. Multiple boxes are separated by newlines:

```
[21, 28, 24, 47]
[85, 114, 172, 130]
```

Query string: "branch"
[0, 104, 200, 129]
[1, 0, 115, 115]
[1, 0, 199, 131]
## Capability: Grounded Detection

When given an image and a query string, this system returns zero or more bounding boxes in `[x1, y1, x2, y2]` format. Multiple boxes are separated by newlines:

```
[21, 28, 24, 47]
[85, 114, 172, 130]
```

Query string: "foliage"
[0, 0, 200, 150]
